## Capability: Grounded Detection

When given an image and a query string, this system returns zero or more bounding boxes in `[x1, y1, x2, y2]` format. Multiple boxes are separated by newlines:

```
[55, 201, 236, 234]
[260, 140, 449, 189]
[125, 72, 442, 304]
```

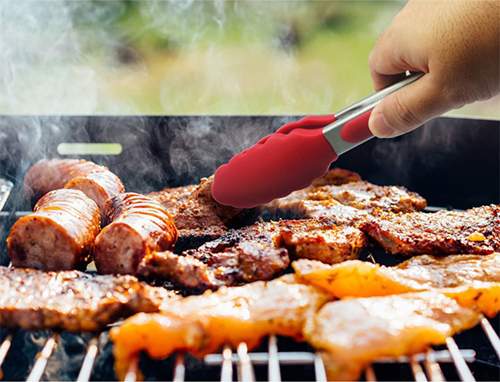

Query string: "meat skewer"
[93, 193, 178, 275]
[24, 158, 125, 213]
[7, 189, 101, 271]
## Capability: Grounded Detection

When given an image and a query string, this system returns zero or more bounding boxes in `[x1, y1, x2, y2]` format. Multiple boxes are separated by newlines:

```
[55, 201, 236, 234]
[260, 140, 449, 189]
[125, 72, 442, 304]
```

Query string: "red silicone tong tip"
[212, 125, 338, 208]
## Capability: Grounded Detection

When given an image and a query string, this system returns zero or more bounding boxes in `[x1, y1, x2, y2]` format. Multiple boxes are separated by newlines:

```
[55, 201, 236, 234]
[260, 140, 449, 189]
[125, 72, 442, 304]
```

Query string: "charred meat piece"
[276, 219, 367, 264]
[137, 241, 290, 290]
[305, 181, 427, 212]
[147, 177, 250, 249]
[304, 285, 498, 381]
[93, 193, 178, 275]
[293, 252, 500, 298]
[360, 205, 500, 256]
[268, 180, 425, 222]
[24, 158, 125, 213]
[138, 218, 366, 289]
[110, 274, 332, 380]
[311, 167, 362, 187]
[0, 266, 178, 332]
[7, 189, 101, 271]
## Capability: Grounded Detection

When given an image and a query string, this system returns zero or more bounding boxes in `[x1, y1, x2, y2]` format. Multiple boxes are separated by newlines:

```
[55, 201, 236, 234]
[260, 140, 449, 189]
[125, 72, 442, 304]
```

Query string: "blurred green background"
[1, 0, 498, 117]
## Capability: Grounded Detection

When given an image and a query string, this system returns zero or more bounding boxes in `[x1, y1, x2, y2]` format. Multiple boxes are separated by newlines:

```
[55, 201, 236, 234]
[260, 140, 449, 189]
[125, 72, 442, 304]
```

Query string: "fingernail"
[369, 112, 395, 138]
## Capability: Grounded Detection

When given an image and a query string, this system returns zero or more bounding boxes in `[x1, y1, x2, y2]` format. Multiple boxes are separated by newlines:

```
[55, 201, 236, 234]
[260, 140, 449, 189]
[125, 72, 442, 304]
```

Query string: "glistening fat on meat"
[93, 193, 178, 275]
[24, 158, 125, 212]
[7, 189, 101, 271]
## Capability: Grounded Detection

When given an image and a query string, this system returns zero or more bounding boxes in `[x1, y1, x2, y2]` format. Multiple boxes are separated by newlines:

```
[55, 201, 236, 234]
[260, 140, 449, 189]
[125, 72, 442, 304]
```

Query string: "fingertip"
[368, 109, 396, 138]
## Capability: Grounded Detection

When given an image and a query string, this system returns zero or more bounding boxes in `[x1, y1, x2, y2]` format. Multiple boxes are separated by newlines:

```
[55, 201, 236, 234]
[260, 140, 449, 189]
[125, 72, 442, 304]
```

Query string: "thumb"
[368, 74, 457, 138]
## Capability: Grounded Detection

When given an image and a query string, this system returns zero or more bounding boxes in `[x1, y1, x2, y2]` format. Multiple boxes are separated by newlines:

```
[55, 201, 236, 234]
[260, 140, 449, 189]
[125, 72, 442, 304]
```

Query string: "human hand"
[368, 0, 500, 138]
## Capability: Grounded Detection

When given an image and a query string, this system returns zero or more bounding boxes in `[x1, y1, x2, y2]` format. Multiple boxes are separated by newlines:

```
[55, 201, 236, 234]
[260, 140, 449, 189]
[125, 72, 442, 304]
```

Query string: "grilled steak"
[268, 180, 426, 222]
[138, 218, 366, 289]
[147, 177, 250, 250]
[24, 158, 125, 213]
[360, 205, 500, 256]
[304, 285, 498, 381]
[93, 193, 178, 275]
[7, 189, 101, 271]
[110, 274, 332, 380]
[293, 252, 500, 298]
[0, 266, 177, 332]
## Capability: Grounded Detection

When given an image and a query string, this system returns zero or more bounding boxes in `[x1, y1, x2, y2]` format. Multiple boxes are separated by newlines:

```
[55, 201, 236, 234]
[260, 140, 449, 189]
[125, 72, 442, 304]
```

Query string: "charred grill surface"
[0, 266, 177, 333]
[361, 205, 500, 256]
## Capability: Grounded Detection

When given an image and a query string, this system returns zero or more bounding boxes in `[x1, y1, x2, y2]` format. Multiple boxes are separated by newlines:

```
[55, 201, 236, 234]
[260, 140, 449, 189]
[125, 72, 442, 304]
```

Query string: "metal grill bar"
[221, 345, 233, 382]
[0, 331, 14, 372]
[313, 353, 327, 382]
[365, 365, 377, 382]
[267, 335, 281, 382]
[173, 352, 185, 382]
[237, 342, 255, 382]
[481, 317, 500, 358]
[446, 337, 475, 382]
[123, 355, 139, 382]
[423, 349, 445, 382]
[410, 356, 428, 382]
[26, 333, 59, 382]
[76, 336, 99, 382]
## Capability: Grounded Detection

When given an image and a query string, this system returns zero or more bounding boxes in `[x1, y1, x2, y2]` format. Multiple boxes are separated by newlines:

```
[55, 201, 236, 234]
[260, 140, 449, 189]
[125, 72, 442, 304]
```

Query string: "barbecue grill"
[0, 115, 499, 381]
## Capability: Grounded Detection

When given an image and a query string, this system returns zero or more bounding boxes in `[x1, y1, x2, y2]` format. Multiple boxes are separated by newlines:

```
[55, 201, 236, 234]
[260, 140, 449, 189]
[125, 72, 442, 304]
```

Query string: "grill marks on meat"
[0, 266, 178, 332]
[304, 285, 498, 381]
[7, 189, 101, 271]
[293, 253, 500, 298]
[24, 159, 125, 213]
[360, 205, 500, 256]
[93, 193, 178, 276]
[110, 274, 332, 380]
[137, 218, 366, 289]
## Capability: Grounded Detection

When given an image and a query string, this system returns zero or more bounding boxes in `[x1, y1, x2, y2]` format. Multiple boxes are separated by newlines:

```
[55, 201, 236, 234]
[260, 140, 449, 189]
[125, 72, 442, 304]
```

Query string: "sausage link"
[93, 193, 178, 275]
[7, 189, 101, 271]
[24, 159, 125, 212]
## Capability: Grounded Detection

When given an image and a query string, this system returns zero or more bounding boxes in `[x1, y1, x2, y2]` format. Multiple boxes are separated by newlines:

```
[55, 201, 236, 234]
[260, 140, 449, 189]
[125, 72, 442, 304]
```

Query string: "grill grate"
[1, 325, 498, 382]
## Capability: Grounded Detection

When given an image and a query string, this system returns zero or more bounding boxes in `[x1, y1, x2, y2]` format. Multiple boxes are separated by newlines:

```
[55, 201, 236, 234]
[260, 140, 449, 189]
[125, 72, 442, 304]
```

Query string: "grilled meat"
[276, 219, 366, 264]
[310, 167, 362, 186]
[7, 189, 101, 271]
[138, 218, 366, 289]
[24, 159, 124, 213]
[137, 242, 290, 290]
[110, 274, 332, 380]
[268, 179, 426, 222]
[360, 205, 500, 256]
[0, 266, 177, 332]
[93, 193, 178, 275]
[304, 284, 500, 381]
[293, 253, 500, 298]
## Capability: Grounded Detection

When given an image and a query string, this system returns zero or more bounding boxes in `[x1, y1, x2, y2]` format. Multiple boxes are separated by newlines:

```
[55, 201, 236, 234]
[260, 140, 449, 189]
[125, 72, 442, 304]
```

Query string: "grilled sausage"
[7, 189, 101, 271]
[24, 158, 125, 212]
[93, 193, 178, 275]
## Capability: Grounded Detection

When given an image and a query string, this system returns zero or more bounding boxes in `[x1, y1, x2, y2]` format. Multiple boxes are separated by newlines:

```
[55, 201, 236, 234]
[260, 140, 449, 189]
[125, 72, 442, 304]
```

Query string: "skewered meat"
[138, 218, 366, 289]
[24, 158, 125, 213]
[0, 266, 177, 332]
[7, 189, 101, 271]
[110, 274, 332, 380]
[304, 284, 500, 381]
[293, 253, 500, 298]
[93, 193, 178, 275]
[360, 205, 500, 256]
